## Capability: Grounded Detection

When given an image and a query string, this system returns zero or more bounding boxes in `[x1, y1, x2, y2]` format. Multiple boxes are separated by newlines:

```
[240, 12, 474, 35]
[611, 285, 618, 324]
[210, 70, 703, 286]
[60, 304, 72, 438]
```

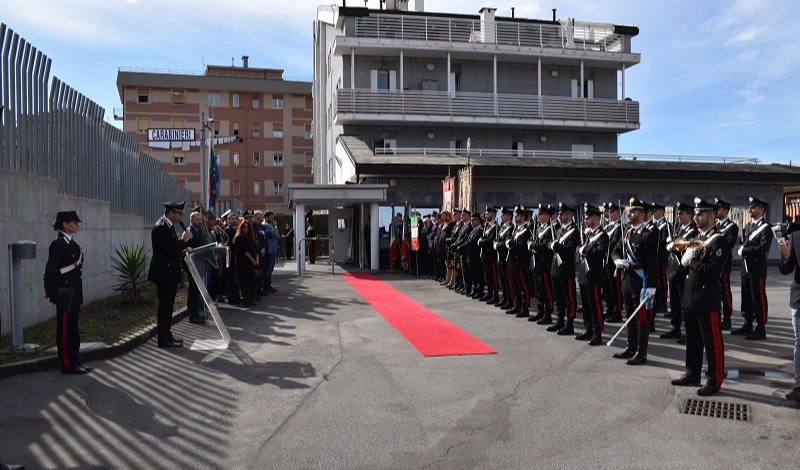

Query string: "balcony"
[334, 89, 640, 132]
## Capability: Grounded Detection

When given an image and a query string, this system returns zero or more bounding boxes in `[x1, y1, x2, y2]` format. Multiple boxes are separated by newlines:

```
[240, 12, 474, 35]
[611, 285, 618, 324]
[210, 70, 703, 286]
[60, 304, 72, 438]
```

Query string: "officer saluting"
[671, 198, 727, 396]
[44, 211, 90, 374]
[148, 201, 193, 348]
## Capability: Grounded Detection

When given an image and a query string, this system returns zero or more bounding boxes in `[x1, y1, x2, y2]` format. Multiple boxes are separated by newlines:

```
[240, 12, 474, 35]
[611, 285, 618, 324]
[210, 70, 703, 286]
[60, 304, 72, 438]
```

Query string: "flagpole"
[200, 112, 209, 208]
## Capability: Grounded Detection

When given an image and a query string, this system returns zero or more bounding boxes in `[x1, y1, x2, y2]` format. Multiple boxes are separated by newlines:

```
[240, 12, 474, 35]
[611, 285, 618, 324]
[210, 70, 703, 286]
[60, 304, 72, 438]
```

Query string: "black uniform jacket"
[551, 220, 581, 278]
[494, 222, 514, 264]
[44, 233, 84, 305]
[681, 226, 727, 312]
[580, 225, 609, 285]
[612, 222, 659, 292]
[461, 224, 483, 262]
[507, 222, 532, 270]
[530, 222, 555, 274]
[478, 222, 498, 263]
[716, 218, 739, 274]
[605, 220, 623, 269]
[668, 222, 699, 281]
[740, 217, 773, 278]
[148, 218, 188, 285]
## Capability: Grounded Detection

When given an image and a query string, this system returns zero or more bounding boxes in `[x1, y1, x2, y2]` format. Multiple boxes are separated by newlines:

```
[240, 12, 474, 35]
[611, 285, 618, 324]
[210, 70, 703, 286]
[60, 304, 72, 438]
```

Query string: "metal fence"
[0, 23, 193, 223]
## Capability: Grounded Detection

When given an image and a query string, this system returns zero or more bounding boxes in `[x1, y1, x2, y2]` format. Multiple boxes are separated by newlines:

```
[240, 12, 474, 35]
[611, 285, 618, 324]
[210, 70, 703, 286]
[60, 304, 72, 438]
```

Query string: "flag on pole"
[209, 143, 220, 209]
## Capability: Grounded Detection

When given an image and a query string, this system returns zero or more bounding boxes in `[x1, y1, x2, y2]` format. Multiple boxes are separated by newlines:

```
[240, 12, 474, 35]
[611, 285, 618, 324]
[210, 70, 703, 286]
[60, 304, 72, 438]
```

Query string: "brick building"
[117, 59, 313, 213]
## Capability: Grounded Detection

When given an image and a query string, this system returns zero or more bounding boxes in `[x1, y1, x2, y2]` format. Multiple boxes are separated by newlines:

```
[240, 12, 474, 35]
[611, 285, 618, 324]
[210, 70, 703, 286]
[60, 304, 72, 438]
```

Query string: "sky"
[1, 0, 799, 165]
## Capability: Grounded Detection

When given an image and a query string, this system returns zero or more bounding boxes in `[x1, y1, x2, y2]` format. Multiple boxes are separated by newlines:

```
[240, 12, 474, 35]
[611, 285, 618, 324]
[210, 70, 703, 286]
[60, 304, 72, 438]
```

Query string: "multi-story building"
[117, 60, 313, 213]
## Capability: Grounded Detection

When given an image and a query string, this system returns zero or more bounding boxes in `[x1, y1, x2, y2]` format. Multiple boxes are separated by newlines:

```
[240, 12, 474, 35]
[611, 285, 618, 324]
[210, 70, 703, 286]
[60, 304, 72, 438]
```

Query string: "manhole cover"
[680, 398, 751, 422]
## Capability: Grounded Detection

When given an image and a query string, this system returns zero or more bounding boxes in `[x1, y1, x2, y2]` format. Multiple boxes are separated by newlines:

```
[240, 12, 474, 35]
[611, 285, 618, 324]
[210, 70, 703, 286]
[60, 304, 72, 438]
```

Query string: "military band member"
[603, 202, 624, 323]
[612, 198, 659, 365]
[548, 203, 581, 335]
[661, 202, 699, 342]
[671, 198, 726, 396]
[577, 204, 610, 345]
[507, 206, 533, 317]
[495, 207, 516, 309]
[530, 203, 556, 324]
[478, 207, 501, 304]
[733, 197, 773, 340]
[148, 201, 193, 349]
[44, 211, 90, 374]
[714, 198, 739, 330]
[651, 202, 670, 313]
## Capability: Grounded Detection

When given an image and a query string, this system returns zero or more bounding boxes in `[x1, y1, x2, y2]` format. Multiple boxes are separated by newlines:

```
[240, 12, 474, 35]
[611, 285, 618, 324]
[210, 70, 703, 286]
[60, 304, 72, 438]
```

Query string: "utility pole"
[200, 112, 208, 208]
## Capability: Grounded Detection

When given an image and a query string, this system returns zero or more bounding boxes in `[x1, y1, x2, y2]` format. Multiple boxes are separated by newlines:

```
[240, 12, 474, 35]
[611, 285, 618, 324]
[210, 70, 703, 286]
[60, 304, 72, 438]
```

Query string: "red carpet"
[342, 273, 496, 357]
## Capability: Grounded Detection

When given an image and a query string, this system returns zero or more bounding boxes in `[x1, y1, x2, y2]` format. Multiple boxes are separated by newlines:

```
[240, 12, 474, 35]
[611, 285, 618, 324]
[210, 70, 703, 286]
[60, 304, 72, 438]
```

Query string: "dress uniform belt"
[59, 253, 83, 274]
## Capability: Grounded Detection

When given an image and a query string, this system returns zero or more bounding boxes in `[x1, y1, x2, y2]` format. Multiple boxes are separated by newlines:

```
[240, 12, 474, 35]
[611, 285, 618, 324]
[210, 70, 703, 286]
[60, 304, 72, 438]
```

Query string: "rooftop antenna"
[511, 7, 515, 18]
[231, 57, 234, 66]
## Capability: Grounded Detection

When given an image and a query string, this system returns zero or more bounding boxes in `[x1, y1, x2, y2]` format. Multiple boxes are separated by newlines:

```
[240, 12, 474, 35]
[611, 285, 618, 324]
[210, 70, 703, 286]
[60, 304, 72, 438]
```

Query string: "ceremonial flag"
[209, 143, 220, 209]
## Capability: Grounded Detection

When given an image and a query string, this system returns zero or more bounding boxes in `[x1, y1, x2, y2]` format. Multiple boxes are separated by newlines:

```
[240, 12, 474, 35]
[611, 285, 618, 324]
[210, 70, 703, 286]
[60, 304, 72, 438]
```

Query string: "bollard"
[8, 241, 37, 351]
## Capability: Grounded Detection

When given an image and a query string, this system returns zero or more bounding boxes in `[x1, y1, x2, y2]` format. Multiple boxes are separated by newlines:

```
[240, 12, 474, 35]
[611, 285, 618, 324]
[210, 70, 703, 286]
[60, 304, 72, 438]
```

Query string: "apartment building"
[117, 60, 313, 213]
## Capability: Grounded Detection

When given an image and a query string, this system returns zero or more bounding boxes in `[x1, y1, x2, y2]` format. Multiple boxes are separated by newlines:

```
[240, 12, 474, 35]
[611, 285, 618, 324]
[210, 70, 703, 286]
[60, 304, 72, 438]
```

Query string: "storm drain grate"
[680, 398, 751, 421]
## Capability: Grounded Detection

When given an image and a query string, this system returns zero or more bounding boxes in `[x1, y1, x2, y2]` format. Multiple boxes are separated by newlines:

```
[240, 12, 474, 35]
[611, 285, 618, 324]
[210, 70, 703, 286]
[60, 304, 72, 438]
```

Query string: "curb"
[0, 307, 188, 380]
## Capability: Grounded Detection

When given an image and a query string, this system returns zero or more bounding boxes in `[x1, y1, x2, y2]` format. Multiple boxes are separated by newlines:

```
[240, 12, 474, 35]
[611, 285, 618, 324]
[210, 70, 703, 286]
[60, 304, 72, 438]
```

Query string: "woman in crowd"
[233, 220, 259, 306]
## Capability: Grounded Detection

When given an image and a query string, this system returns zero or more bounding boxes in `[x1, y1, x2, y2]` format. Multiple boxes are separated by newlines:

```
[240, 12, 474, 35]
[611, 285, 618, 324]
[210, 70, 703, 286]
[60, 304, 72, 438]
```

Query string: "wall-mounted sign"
[147, 128, 195, 142]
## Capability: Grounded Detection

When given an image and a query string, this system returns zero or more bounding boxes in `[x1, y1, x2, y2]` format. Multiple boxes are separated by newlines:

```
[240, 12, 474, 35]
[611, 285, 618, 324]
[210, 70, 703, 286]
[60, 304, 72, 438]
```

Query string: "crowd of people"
[387, 197, 799, 400]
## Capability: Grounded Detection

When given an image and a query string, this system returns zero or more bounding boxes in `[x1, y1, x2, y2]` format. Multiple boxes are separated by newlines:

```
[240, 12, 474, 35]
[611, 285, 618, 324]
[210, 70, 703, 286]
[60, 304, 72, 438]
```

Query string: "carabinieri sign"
[147, 128, 196, 142]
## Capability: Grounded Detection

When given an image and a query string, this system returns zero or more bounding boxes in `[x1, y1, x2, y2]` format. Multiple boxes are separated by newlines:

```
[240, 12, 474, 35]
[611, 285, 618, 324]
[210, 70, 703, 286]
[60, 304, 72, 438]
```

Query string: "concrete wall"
[0, 169, 149, 336]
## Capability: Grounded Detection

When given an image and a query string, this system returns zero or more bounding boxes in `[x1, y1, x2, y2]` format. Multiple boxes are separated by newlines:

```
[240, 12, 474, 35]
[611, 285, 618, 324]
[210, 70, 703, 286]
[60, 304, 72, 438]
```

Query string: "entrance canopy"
[288, 184, 387, 273]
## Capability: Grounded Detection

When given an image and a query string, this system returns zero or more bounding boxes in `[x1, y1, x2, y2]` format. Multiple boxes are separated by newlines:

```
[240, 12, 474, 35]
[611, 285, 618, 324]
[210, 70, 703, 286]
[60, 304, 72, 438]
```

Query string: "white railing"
[335, 89, 640, 125]
[373, 147, 760, 164]
[351, 14, 630, 53]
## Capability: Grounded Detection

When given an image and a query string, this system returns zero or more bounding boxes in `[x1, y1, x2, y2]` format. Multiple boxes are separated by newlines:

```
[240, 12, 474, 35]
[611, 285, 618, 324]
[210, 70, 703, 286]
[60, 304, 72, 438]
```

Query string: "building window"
[273, 181, 283, 195]
[305, 123, 312, 139]
[208, 92, 220, 107]
[233, 121, 239, 137]
[252, 123, 260, 138]
[171, 90, 185, 105]
[272, 123, 284, 138]
[233, 152, 240, 167]
[273, 153, 283, 166]
[137, 118, 150, 133]
[232, 93, 240, 108]
[253, 180, 260, 195]
[173, 150, 185, 165]
[272, 95, 284, 109]
[172, 118, 185, 128]
[304, 152, 313, 167]
[233, 180, 241, 195]
[252, 95, 260, 108]
[253, 151, 261, 166]
[137, 88, 149, 103]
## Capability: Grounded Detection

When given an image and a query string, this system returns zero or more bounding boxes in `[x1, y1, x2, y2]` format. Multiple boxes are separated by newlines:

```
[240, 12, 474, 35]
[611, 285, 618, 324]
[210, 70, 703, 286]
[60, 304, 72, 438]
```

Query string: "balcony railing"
[335, 89, 640, 126]
[351, 14, 630, 53]
[373, 147, 760, 164]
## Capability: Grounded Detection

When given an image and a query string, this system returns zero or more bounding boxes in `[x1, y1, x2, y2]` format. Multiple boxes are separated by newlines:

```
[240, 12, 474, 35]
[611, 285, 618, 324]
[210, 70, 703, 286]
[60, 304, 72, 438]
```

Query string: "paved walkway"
[0, 265, 798, 469]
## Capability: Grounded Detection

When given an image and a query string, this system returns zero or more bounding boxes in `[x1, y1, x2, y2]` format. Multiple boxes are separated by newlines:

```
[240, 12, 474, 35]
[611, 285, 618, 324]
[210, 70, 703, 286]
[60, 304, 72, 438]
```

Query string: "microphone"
[179, 221, 187, 231]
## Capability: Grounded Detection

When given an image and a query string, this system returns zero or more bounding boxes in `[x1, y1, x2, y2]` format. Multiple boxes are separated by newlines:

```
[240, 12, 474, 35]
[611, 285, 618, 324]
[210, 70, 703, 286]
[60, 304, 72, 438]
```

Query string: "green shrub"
[111, 243, 150, 304]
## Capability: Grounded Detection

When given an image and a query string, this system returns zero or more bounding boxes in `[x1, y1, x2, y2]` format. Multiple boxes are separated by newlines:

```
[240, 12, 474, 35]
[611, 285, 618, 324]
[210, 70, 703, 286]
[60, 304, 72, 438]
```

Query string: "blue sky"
[2, 0, 799, 164]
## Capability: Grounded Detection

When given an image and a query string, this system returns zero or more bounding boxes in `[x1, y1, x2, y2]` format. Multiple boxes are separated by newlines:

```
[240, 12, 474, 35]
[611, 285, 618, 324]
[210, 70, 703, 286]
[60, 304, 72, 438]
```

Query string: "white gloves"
[614, 259, 630, 270]
[681, 247, 698, 268]
[666, 241, 674, 252]
[645, 287, 657, 297]
[505, 240, 511, 249]
[737, 246, 744, 257]
[527, 240, 534, 250]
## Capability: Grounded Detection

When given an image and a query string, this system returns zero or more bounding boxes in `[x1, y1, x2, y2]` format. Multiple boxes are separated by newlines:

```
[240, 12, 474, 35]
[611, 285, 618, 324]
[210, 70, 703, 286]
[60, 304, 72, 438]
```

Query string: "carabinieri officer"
[44, 211, 90, 374]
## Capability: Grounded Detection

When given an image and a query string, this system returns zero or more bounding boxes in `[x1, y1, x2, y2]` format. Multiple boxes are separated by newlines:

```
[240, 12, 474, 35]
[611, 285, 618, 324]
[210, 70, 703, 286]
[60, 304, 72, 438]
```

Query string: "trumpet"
[673, 237, 707, 258]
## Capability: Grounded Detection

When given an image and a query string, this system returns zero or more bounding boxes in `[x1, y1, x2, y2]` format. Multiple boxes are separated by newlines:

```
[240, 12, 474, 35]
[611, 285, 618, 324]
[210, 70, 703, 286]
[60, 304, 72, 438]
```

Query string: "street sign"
[147, 128, 195, 142]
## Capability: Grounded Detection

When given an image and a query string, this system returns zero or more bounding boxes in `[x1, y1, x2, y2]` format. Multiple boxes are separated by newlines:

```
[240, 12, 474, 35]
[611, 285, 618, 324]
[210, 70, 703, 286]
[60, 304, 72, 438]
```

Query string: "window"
[252, 95, 260, 108]
[304, 152, 313, 167]
[208, 92, 220, 107]
[173, 150, 185, 165]
[377, 71, 390, 90]
[233, 121, 239, 137]
[273, 180, 283, 195]
[305, 123, 312, 139]
[137, 118, 150, 133]
[273, 153, 283, 166]
[272, 95, 284, 109]
[233, 152, 240, 167]
[253, 151, 261, 166]
[171, 90, 185, 105]
[232, 93, 240, 108]
[370, 69, 396, 90]
[272, 122, 284, 138]
[253, 180, 260, 195]
[252, 122, 260, 137]
[137, 88, 149, 103]
[233, 179, 241, 195]
[172, 119, 185, 128]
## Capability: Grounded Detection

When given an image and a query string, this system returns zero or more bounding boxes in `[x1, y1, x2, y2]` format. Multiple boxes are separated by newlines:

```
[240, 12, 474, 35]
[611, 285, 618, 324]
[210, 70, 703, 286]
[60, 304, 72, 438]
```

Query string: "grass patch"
[0, 281, 188, 365]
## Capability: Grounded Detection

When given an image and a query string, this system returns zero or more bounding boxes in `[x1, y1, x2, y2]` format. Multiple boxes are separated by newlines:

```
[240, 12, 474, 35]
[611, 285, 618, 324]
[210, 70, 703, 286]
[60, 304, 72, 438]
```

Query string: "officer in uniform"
[714, 198, 739, 330]
[506, 206, 533, 317]
[44, 211, 90, 374]
[611, 198, 659, 365]
[548, 203, 581, 335]
[661, 202, 698, 342]
[734, 197, 773, 340]
[494, 207, 516, 309]
[463, 212, 485, 298]
[671, 198, 727, 396]
[651, 202, 670, 314]
[452, 209, 474, 294]
[530, 203, 555, 324]
[478, 207, 500, 304]
[603, 202, 624, 323]
[577, 204, 610, 345]
[148, 201, 193, 348]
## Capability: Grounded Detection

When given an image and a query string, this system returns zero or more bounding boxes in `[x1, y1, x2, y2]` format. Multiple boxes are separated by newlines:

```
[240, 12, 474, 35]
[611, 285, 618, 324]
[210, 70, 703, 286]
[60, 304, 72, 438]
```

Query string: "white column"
[621, 64, 626, 99]
[370, 203, 380, 271]
[537, 57, 541, 96]
[296, 203, 306, 275]
[350, 49, 355, 89]
[580, 60, 584, 98]
[447, 52, 451, 94]
[399, 49, 404, 91]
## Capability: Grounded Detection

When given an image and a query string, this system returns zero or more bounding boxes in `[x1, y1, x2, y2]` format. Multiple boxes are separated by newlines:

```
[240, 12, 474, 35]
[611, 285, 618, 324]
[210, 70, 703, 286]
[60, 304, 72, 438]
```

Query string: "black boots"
[536, 311, 553, 325]
[745, 324, 766, 340]
[731, 321, 753, 336]
[671, 374, 701, 386]
[588, 332, 603, 346]
[720, 316, 732, 330]
[547, 315, 565, 332]
[626, 325, 648, 365]
[556, 318, 574, 336]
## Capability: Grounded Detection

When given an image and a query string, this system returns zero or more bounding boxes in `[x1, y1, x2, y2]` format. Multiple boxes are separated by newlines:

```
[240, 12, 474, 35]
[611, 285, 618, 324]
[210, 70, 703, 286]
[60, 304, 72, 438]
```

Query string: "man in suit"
[671, 198, 727, 396]
[733, 197, 774, 340]
[44, 211, 90, 374]
[185, 209, 206, 324]
[223, 210, 241, 304]
[714, 198, 740, 330]
[148, 201, 193, 348]
[548, 203, 581, 335]
[777, 224, 800, 402]
[577, 204, 610, 345]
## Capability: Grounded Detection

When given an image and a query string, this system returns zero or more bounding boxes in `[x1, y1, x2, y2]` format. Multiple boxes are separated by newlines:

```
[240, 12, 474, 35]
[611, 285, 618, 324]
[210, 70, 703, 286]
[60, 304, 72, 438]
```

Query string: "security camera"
[207, 118, 214, 122]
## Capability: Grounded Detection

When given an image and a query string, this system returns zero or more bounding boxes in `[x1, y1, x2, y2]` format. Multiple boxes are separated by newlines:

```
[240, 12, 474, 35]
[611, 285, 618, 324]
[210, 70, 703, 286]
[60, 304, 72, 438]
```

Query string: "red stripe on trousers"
[61, 312, 70, 371]
[722, 272, 732, 313]
[491, 263, 499, 291]
[518, 269, 530, 308]
[593, 285, 604, 332]
[567, 279, 576, 319]
[759, 278, 768, 324]
[543, 273, 554, 310]
[505, 268, 515, 298]
[710, 310, 724, 388]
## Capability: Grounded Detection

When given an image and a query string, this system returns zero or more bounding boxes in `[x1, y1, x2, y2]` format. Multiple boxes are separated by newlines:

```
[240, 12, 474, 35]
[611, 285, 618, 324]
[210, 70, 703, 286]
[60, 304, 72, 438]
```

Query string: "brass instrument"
[673, 237, 707, 258]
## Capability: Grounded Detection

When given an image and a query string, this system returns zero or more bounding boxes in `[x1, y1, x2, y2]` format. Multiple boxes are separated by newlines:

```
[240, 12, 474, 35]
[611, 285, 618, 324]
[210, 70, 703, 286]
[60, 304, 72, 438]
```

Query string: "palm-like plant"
[111, 243, 150, 304]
